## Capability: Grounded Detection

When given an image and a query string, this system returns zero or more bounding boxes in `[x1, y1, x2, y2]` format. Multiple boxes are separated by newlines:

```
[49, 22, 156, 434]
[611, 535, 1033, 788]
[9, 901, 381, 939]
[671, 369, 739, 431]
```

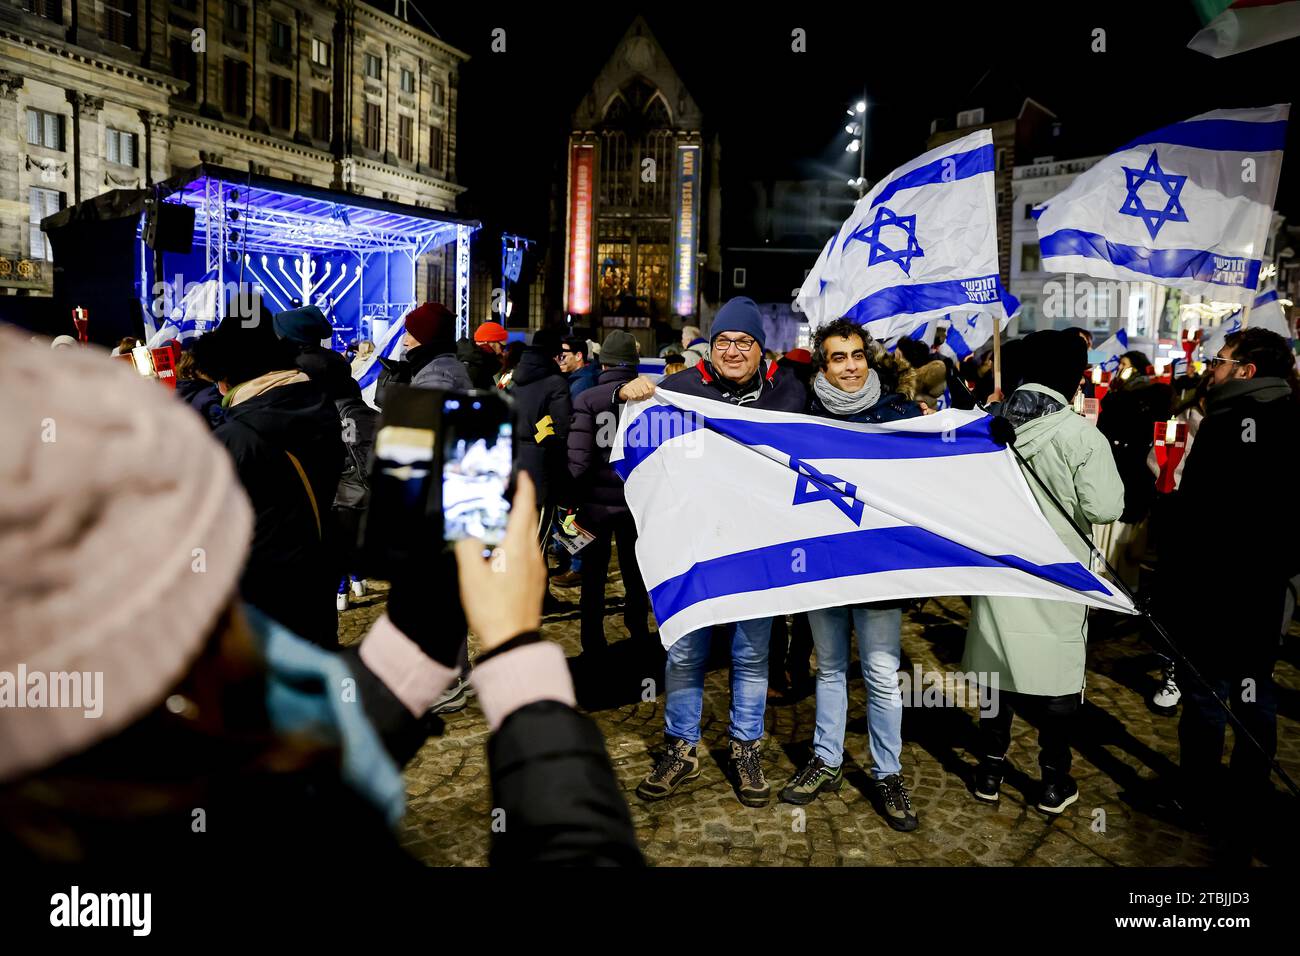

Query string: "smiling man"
[615, 296, 806, 808]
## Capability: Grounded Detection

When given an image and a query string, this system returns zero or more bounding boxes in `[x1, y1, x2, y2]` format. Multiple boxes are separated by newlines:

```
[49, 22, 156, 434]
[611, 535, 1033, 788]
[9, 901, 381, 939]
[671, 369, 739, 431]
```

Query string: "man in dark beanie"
[190, 294, 345, 648]
[273, 304, 354, 401]
[963, 328, 1123, 816]
[376, 302, 471, 407]
[616, 296, 806, 810]
[510, 327, 572, 532]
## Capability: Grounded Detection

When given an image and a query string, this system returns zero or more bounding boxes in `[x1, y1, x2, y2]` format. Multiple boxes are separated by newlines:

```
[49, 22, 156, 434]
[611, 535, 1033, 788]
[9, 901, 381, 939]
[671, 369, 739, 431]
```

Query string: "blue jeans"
[664, 618, 771, 743]
[807, 605, 903, 777]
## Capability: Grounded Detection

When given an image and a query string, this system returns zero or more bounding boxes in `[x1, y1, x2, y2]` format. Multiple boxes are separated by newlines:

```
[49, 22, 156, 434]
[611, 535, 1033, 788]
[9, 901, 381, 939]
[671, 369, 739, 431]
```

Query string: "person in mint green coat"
[962, 330, 1124, 817]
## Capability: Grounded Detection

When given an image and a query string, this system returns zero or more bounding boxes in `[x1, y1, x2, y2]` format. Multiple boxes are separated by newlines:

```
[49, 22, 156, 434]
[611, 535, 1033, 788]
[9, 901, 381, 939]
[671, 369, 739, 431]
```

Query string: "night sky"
[411, 1, 1299, 260]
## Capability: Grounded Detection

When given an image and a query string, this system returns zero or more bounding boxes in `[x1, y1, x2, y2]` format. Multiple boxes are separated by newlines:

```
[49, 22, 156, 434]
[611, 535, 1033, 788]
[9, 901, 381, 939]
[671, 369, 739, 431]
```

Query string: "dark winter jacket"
[293, 344, 355, 401]
[411, 351, 473, 392]
[334, 383, 378, 512]
[657, 359, 807, 412]
[214, 374, 345, 648]
[509, 348, 572, 509]
[1158, 376, 1300, 673]
[459, 339, 500, 390]
[176, 377, 224, 430]
[567, 361, 600, 400]
[1096, 375, 1173, 523]
[567, 365, 637, 525]
[375, 344, 469, 407]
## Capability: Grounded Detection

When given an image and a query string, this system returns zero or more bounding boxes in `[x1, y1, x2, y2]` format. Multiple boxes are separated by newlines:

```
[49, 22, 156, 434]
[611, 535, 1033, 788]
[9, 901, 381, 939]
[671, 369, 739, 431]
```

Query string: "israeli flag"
[884, 318, 938, 353]
[1243, 283, 1294, 339]
[796, 129, 1018, 340]
[1090, 328, 1130, 373]
[937, 310, 1009, 363]
[354, 316, 408, 409]
[1035, 105, 1289, 305]
[612, 391, 1134, 648]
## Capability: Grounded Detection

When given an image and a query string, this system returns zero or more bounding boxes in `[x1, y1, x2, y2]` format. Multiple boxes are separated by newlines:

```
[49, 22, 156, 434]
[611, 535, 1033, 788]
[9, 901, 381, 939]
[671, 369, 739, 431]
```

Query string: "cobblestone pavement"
[338, 567, 1300, 867]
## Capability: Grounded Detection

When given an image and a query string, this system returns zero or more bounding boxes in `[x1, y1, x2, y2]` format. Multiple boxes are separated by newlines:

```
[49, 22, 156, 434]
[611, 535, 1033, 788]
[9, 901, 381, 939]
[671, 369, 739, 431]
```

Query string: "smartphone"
[358, 386, 512, 578]
[440, 395, 513, 546]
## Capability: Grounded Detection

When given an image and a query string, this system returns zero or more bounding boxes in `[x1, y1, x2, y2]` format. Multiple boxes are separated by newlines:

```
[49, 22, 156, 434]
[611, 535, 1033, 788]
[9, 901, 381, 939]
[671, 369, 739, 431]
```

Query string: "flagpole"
[991, 312, 1003, 398]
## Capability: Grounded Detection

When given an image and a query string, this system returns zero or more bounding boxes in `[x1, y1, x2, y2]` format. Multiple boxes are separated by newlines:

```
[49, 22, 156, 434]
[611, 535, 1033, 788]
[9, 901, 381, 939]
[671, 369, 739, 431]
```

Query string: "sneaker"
[1151, 667, 1180, 713]
[728, 737, 771, 807]
[873, 773, 919, 831]
[1037, 776, 1079, 815]
[636, 738, 700, 801]
[335, 591, 349, 612]
[972, 756, 1005, 803]
[551, 571, 582, 588]
[779, 755, 843, 805]
[350, 578, 366, 599]
[428, 676, 475, 715]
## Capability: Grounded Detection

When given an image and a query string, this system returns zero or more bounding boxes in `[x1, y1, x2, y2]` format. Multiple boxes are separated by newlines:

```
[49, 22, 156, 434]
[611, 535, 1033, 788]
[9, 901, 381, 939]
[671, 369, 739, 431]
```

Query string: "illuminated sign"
[672, 145, 701, 316]
[566, 144, 595, 314]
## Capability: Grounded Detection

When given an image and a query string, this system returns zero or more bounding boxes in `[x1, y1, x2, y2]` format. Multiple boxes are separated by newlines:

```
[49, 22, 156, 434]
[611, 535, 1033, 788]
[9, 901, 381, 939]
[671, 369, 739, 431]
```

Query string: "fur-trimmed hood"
[866, 341, 917, 400]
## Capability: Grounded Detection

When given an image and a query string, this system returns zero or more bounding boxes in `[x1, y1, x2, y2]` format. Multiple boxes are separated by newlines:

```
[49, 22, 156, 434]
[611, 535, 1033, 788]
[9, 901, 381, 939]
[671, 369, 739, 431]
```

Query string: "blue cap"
[710, 296, 765, 350]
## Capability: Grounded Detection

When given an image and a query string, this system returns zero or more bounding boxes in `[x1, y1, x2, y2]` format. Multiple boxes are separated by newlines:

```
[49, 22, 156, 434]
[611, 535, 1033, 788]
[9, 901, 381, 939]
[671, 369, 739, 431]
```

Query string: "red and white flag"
[1188, 0, 1300, 58]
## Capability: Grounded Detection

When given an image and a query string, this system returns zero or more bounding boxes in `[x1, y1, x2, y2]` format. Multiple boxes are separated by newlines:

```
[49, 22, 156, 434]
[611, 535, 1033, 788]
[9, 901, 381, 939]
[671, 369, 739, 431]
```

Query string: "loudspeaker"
[144, 201, 195, 253]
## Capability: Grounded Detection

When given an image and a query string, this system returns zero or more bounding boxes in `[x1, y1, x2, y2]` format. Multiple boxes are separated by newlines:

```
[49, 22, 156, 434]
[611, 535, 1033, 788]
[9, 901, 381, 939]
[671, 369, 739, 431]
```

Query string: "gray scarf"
[813, 368, 881, 416]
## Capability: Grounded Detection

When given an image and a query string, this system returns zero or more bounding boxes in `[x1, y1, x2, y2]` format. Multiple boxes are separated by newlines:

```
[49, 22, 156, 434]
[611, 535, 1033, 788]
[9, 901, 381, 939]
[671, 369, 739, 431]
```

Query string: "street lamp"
[842, 90, 868, 199]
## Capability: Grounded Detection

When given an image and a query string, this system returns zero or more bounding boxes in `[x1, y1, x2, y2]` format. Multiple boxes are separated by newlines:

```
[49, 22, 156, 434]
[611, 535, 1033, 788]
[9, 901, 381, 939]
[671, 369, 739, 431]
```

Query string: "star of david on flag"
[790, 458, 865, 525]
[847, 205, 925, 275]
[1118, 151, 1189, 239]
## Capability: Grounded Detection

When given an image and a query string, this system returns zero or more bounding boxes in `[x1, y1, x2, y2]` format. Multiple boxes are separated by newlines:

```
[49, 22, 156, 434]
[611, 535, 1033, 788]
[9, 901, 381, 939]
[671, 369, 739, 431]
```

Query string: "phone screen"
[441, 396, 513, 545]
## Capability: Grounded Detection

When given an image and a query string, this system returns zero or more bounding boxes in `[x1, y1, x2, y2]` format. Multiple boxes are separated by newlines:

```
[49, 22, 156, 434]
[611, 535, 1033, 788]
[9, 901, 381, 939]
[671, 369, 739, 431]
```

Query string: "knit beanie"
[711, 296, 766, 350]
[473, 321, 508, 344]
[599, 330, 638, 366]
[0, 326, 254, 782]
[272, 305, 333, 345]
[403, 302, 457, 353]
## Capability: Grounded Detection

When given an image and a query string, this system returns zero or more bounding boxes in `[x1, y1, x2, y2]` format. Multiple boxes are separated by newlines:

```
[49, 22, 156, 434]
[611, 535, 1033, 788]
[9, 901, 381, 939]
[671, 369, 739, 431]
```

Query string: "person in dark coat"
[375, 303, 471, 407]
[1158, 328, 1300, 858]
[191, 308, 345, 649]
[175, 348, 224, 429]
[466, 320, 508, 388]
[273, 304, 355, 400]
[615, 297, 806, 810]
[332, 376, 378, 611]
[1096, 349, 1173, 524]
[564, 330, 652, 669]
[508, 328, 572, 527]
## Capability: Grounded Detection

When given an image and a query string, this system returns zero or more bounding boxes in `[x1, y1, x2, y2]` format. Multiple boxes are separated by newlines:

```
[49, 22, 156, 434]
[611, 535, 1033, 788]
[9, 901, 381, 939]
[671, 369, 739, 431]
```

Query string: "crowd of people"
[2, 292, 1296, 867]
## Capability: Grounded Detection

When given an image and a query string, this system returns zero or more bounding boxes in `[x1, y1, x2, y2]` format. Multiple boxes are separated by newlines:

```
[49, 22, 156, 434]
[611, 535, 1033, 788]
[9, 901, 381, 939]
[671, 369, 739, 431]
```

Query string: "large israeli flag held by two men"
[612, 392, 1135, 648]
[796, 129, 1019, 342]
[1035, 105, 1289, 305]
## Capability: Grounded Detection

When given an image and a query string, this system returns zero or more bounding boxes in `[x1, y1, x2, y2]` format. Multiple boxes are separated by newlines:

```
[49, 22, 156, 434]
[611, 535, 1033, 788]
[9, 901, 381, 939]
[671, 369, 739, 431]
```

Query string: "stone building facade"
[0, 0, 466, 302]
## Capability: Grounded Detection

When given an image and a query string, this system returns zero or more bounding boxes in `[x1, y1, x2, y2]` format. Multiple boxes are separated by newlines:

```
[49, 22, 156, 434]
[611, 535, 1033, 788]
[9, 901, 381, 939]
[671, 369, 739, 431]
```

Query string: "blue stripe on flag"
[870, 144, 995, 209]
[1255, 289, 1279, 306]
[1039, 229, 1262, 289]
[843, 275, 1018, 326]
[1116, 119, 1288, 154]
[614, 406, 1002, 480]
[648, 524, 1111, 625]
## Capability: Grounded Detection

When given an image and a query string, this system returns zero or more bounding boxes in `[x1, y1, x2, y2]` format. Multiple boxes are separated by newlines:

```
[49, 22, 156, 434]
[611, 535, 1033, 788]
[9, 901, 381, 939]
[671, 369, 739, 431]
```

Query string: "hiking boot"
[873, 773, 919, 832]
[1151, 666, 1180, 713]
[636, 738, 700, 801]
[972, 756, 1005, 803]
[1037, 776, 1079, 815]
[728, 737, 771, 807]
[779, 755, 843, 805]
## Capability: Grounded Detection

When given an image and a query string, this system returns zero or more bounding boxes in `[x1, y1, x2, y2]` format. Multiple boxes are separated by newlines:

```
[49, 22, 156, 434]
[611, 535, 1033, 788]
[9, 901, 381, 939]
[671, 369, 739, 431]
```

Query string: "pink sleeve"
[470, 641, 577, 732]
[358, 614, 459, 716]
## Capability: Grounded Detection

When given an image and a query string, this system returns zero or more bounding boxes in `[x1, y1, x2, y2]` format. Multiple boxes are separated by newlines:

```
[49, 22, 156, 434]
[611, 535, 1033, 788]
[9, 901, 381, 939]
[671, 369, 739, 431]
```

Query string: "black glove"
[988, 415, 1017, 447]
[385, 548, 467, 669]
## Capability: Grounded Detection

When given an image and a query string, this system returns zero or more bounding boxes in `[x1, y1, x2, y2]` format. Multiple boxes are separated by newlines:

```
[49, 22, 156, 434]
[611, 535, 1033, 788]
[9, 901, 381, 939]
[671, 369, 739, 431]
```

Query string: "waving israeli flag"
[937, 310, 1009, 363]
[1243, 283, 1294, 339]
[612, 391, 1134, 647]
[1089, 328, 1130, 373]
[796, 130, 1018, 340]
[354, 316, 408, 409]
[1035, 105, 1289, 304]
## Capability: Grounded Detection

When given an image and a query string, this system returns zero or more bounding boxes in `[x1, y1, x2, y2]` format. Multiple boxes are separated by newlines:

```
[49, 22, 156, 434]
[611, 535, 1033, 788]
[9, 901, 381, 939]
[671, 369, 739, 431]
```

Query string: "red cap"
[474, 321, 508, 344]
[783, 348, 812, 364]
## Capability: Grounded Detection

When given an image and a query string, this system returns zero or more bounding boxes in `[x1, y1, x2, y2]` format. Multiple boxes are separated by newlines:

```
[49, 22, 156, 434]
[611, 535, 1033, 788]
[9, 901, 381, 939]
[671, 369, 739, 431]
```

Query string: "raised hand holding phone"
[454, 472, 546, 653]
